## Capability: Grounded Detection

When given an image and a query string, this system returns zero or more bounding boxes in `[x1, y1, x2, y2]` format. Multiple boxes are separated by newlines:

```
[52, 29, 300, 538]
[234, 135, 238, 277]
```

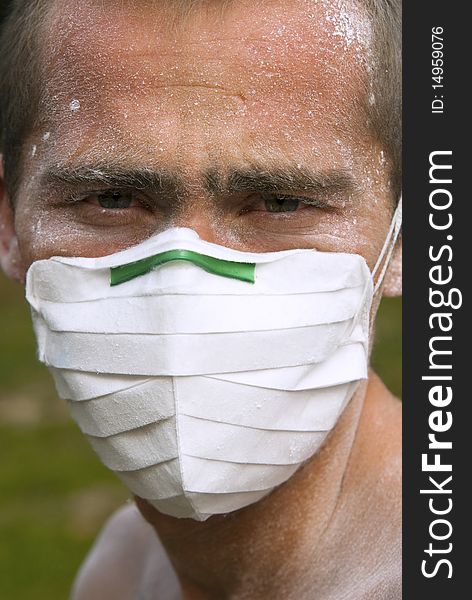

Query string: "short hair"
[362, 0, 402, 200]
[0, 0, 401, 201]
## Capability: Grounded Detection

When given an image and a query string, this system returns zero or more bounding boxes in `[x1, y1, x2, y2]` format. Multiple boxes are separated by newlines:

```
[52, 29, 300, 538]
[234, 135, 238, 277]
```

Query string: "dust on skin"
[1, 0, 401, 598]
[13, 0, 393, 272]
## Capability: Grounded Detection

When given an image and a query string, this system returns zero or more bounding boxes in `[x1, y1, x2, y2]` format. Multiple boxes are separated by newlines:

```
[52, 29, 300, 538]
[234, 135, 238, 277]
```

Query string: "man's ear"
[382, 234, 402, 297]
[0, 156, 24, 282]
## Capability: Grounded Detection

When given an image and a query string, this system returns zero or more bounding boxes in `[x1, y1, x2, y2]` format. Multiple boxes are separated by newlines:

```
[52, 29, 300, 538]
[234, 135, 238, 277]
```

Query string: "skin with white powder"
[0, 0, 401, 598]
[69, 99, 81, 112]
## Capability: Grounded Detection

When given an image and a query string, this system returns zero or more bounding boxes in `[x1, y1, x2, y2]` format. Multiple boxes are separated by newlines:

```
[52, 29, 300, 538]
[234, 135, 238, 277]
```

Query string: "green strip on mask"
[110, 249, 256, 286]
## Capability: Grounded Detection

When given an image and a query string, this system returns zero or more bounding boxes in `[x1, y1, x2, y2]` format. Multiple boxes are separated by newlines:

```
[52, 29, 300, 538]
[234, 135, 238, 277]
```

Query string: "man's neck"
[136, 382, 369, 599]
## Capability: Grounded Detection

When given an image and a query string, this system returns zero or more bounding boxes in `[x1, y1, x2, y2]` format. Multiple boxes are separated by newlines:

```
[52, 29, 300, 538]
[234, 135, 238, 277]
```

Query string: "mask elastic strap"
[372, 195, 402, 295]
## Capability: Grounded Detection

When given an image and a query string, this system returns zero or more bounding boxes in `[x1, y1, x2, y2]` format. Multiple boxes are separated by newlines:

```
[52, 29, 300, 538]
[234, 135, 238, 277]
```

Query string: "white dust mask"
[26, 199, 402, 521]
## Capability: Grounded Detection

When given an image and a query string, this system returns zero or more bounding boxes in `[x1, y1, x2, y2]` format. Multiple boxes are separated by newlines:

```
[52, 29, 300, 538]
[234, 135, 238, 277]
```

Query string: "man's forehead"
[44, 0, 371, 105]
[35, 0, 374, 174]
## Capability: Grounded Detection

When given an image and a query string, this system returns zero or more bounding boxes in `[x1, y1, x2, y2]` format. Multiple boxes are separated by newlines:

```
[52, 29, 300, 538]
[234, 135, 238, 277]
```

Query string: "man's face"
[2, 0, 393, 278]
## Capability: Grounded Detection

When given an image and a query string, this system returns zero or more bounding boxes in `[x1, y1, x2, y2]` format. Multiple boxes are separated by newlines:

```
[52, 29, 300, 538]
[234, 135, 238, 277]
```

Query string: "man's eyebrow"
[41, 165, 185, 195]
[205, 166, 361, 196]
[40, 163, 360, 199]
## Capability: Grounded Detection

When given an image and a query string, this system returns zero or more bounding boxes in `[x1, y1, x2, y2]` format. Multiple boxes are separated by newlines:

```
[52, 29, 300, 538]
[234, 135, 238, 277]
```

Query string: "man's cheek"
[15, 208, 86, 266]
[14, 210, 147, 266]
[15, 207, 60, 266]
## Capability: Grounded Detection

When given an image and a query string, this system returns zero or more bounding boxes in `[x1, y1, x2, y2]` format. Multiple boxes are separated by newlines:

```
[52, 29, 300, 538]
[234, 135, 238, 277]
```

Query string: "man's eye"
[95, 190, 133, 209]
[264, 196, 300, 213]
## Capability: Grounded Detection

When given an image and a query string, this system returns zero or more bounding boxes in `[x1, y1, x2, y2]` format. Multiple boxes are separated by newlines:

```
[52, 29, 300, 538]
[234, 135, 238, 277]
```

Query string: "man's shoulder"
[71, 504, 180, 600]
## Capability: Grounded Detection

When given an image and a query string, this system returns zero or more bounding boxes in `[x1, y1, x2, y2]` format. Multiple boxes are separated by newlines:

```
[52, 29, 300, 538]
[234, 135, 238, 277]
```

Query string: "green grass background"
[0, 273, 401, 599]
